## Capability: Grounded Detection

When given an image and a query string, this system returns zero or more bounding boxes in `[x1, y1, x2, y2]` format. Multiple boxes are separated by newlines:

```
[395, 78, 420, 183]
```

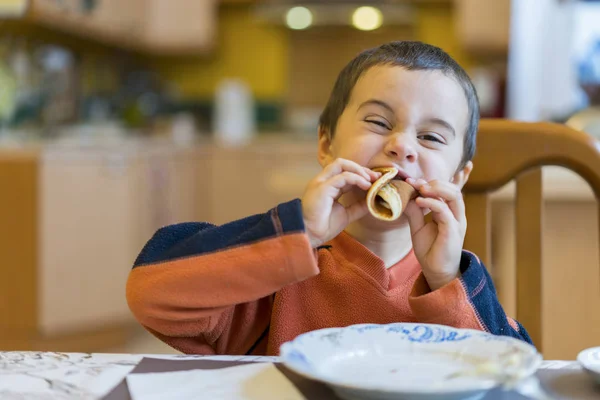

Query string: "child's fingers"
[415, 197, 455, 226]
[404, 201, 426, 236]
[407, 179, 465, 224]
[321, 158, 379, 182]
[418, 181, 465, 225]
[366, 168, 382, 181]
[325, 172, 372, 199]
[405, 177, 427, 191]
[344, 199, 369, 223]
[321, 158, 370, 181]
[333, 179, 367, 200]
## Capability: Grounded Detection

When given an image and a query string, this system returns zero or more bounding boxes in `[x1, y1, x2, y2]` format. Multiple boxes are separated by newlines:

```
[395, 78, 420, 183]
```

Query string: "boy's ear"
[452, 161, 473, 189]
[318, 126, 334, 167]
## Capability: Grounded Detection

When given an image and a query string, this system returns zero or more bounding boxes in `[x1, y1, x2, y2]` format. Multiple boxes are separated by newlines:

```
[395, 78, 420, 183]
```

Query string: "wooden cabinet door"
[26, 0, 217, 55]
[207, 142, 318, 225]
[38, 148, 136, 335]
[27, 0, 143, 46]
[209, 146, 277, 225]
[143, 0, 217, 53]
[82, 0, 145, 42]
[265, 142, 320, 205]
[456, 0, 511, 54]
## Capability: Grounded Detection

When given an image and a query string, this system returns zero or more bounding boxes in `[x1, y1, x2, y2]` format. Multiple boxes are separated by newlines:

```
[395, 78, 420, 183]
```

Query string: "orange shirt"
[126, 199, 531, 355]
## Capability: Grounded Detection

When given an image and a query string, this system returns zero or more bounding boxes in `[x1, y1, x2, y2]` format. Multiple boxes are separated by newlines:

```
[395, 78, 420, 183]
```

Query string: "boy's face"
[319, 65, 473, 189]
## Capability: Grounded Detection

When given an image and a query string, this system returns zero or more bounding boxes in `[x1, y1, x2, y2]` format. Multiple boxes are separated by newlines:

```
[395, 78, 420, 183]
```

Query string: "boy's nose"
[385, 133, 417, 162]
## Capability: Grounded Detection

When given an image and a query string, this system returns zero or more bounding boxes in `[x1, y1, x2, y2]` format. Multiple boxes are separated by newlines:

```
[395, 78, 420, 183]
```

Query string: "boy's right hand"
[301, 158, 380, 248]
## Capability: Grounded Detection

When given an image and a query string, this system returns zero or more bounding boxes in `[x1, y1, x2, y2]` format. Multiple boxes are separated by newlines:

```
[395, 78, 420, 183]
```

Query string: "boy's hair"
[319, 41, 479, 168]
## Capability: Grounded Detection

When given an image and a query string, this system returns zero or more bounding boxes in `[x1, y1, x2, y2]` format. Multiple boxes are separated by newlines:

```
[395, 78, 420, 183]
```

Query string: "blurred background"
[1, 0, 600, 359]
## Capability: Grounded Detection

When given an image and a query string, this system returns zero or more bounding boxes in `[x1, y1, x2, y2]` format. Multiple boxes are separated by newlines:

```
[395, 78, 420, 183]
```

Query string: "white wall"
[572, 2, 600, 61]
[506, 0, 582, 121]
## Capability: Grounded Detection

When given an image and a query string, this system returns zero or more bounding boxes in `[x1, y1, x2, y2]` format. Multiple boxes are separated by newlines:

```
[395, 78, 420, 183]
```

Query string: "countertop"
[0, 134, 597, 201]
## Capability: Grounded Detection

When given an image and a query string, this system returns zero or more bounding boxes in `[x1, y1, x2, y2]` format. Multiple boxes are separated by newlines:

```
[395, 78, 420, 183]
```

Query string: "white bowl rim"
[577, 346, 600, 374]
[280, 322, 542, 395]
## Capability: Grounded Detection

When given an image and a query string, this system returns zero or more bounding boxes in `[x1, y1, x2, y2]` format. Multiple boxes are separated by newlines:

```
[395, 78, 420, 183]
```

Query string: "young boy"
[126, 41, 532, 356]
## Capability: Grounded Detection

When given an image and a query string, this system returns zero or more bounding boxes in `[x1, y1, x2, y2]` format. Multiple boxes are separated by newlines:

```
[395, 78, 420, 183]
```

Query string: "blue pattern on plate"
[292, 324, 477, 345]
[285, 349, 312, 369]
[354, 324, 380, 334]
[380, 324, 471, 342]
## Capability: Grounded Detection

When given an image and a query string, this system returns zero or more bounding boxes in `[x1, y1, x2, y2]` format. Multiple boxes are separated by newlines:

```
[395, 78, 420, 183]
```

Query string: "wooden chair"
[463, 119, 600, 352]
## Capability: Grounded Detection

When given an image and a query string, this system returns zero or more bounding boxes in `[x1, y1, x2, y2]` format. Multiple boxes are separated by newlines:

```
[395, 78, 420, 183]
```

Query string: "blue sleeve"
[133, 199, 306, 268]
[460, 251, 534, 345]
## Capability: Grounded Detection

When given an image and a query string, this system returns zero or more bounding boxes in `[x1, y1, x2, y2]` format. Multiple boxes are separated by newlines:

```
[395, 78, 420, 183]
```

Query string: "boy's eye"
[419, 133, 444, 144]
[366, 119, 391, 130]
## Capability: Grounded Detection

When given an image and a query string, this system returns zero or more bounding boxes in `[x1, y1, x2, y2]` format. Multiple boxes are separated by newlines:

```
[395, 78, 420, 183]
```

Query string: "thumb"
[345, 199, 369, 223]
[404, 200, 425, 236]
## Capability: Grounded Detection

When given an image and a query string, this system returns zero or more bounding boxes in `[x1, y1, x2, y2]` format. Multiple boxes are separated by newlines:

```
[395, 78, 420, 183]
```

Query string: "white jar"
[213, 78, 256, 147]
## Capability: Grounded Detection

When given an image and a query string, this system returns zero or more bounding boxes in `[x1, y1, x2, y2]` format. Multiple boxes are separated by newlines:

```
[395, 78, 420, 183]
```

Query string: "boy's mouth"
[388, 169, 410, 181]
[370, 167, 410, 181]
[367, 167, 417, 221]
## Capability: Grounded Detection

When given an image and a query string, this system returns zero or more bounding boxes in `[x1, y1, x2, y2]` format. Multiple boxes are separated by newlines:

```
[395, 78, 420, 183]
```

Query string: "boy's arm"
[126, 199, 319, 355]
[408, 250, 534, 345]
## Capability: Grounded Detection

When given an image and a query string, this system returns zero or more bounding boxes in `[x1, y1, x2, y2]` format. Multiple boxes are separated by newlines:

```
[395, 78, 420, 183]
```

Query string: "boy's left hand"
[404, 178, 466, 291]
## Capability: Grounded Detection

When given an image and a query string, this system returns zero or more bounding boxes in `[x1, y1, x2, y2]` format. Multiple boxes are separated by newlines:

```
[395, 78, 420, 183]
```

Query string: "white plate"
[280, 323, 541, 400]
[577, 346, 600, 384]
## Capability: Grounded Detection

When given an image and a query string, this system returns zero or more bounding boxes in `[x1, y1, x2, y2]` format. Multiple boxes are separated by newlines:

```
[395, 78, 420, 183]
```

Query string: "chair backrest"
[463, 119, 600, 351]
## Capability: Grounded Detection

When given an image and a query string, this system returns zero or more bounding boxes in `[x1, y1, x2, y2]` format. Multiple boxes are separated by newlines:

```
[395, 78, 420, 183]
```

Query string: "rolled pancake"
[367, 167, 417, 221]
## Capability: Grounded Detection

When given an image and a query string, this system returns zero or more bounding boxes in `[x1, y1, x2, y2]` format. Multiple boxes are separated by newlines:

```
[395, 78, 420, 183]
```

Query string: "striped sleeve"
[126, 199, 319, 355]
[408, 251, 533, 346]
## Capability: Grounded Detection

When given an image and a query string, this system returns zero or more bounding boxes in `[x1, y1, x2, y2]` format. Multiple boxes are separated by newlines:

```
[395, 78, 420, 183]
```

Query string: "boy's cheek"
[422, 174, 455, 185]
[420, 157, 458, 183]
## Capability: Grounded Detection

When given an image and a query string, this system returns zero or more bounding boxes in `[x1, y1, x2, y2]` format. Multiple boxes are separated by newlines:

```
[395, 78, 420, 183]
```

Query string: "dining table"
[0, 351, 598, 399]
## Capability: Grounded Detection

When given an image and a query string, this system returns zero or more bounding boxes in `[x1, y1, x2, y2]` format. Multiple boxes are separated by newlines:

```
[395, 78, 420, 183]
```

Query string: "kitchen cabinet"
[25, 0, 143, 48]
[0, 151, 38, 342]
[207, 141, 319, 225]
[15, 0, 217, 55]
[143, 0, 217, 54]
[38, 147, 138, 337]
[455, 0, 511, 55]
[82, 0, 144, 43]
[0, 143, 207, 352]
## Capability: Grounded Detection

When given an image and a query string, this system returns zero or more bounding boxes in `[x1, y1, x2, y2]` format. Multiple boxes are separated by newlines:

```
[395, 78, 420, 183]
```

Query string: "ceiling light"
[352, 6, 383, 31]
[286, 6, 313, 30]
[255, 3, 412, 29]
